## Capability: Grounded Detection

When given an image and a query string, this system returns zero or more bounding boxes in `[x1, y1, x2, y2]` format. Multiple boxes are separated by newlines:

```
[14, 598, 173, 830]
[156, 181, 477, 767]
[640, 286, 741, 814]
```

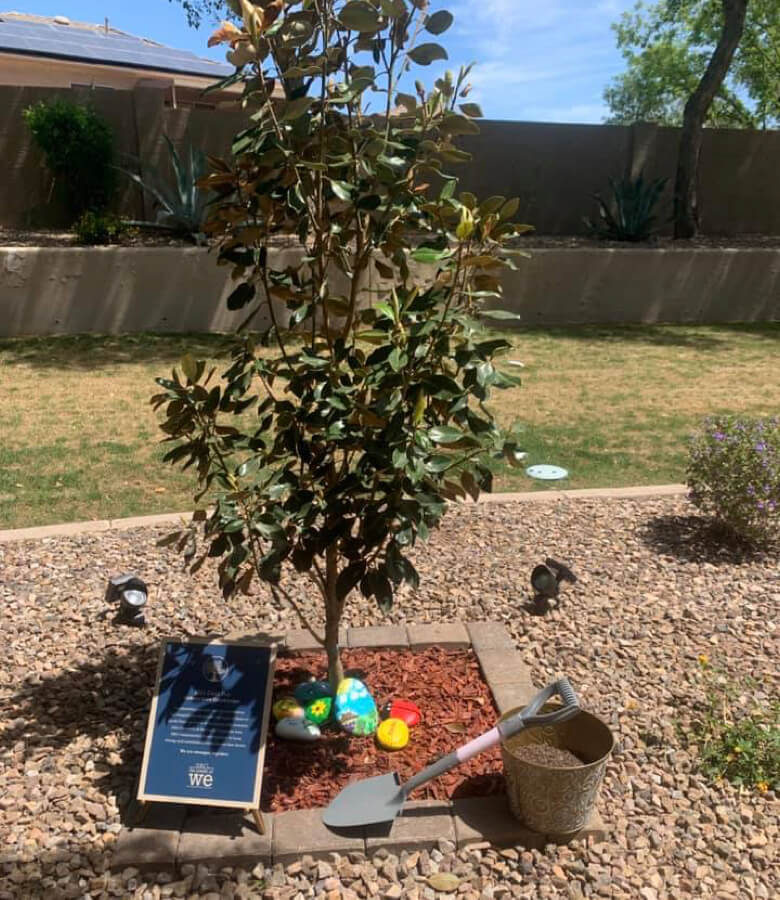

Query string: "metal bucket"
[500, 705, 614, 835]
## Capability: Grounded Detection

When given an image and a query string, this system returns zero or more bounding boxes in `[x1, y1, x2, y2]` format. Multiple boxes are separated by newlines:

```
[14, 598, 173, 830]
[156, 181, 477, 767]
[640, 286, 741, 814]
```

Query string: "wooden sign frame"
[137, 637, 276, 833]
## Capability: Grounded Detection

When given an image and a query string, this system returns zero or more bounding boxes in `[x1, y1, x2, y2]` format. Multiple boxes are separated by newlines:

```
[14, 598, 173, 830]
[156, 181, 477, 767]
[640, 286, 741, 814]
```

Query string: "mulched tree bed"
[261, 647, 504, 812]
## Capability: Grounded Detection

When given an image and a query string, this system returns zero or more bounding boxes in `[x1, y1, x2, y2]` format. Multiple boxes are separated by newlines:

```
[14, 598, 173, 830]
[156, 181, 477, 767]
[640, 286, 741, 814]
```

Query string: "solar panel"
[0, 16, 231, 78]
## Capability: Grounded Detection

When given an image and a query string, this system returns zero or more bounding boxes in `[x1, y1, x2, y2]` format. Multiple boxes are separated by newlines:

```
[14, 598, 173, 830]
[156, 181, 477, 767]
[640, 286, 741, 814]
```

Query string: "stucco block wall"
[1, 246, 777, 337]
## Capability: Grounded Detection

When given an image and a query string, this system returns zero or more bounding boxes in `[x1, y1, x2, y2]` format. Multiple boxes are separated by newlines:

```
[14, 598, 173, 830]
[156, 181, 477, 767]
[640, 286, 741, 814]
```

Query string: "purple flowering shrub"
[687, 416, 779, 546]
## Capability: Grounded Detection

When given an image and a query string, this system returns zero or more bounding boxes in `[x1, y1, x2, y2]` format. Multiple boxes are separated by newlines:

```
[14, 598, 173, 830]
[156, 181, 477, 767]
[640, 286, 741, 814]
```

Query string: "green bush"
[23, 99, 117, 220]
[73, 211, 128, 245]
[584, 173, 667, 242]
[687, 416, 780, 546]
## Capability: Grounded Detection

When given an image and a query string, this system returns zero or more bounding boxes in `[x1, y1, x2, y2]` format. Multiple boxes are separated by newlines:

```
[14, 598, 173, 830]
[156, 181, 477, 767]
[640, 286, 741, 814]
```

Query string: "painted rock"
[381, 699, 421, 728]
[334, 678, 378, 736]
[304, 695, 333, 725]
[272, 696, 304, 721]
[376, 717, 409, 751]
[275, 717, 321, 742]
[294, 679, 332, 705]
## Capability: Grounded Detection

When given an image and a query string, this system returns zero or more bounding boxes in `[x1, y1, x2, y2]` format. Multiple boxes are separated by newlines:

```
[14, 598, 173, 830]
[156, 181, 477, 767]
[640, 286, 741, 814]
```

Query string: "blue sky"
[11, 0, 636, 122]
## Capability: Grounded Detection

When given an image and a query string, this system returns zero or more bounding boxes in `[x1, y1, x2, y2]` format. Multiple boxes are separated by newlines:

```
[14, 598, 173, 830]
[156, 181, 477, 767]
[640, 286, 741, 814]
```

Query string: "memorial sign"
[138, 638, 275, 826]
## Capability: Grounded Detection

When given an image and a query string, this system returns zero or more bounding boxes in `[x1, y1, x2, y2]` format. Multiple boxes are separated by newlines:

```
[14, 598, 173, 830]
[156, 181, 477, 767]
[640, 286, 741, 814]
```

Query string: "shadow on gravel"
[1, 630, 282, 822]
[640, 514, 768, 566]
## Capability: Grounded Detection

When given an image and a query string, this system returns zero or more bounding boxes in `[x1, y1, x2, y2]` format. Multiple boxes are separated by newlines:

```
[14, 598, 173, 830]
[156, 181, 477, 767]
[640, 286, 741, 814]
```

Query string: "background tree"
[674, 0, 748, 237]
[169, 0, 227, 29]
[154, 0, 528, 689]
[605, 0, 779, 128]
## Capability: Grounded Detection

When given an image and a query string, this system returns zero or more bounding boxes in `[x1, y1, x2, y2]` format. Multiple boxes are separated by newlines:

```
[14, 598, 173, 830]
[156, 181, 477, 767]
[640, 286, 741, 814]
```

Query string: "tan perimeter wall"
[2, 83, 780, 234]
[2, 246, 777, 337]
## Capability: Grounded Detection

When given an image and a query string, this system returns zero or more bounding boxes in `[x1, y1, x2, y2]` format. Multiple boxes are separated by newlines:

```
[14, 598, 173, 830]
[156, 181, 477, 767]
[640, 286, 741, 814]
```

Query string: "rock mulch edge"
[110, 622, 608, 873]
[0, 485, 687, 544]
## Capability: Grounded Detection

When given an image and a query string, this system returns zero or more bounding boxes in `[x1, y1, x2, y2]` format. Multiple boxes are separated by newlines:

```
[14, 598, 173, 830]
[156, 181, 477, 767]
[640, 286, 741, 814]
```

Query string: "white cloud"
[435, 0, 635, 122]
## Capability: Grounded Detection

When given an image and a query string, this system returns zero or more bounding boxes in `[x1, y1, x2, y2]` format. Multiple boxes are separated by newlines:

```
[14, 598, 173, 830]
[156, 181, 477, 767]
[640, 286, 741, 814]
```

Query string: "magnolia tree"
[153, 0, 529, 689]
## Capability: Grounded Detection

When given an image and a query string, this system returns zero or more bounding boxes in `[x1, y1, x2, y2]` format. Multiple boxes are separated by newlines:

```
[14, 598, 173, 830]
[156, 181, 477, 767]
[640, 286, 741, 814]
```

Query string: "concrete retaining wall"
[1, 245, 778, 337]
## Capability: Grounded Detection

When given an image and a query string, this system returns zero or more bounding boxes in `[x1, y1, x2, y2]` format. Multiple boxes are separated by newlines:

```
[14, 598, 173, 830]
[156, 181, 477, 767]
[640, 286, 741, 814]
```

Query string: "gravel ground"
[1, 496, 777, 899]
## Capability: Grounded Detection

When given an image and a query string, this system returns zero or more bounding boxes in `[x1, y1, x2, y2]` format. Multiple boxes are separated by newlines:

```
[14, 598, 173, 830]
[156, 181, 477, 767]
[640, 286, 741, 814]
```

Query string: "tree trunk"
[324, 545, 344, 691]
[674, 0, 748, 238]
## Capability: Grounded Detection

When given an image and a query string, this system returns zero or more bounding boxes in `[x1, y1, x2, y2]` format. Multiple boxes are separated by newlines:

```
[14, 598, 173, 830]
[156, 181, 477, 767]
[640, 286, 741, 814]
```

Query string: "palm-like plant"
[121, 136, 210, 242]
[585, 173, 668, 242]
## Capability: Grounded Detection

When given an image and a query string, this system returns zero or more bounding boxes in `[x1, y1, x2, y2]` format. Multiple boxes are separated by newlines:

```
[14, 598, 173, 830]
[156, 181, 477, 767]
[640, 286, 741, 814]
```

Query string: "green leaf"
[181, 354, 198, 383]
[340, 1, 385, 32]
[460, 102, 484, 118]
[330, 180, 353, 201]
[411, 247, 451, 263]
[226, 282, 256, 311]
[429, 425, 463, 444]
[481, 309, 523, 320]
[424, 10, 454, 35]
[408, 43, 448, 66]
[281, 97, 314, 121]
[395, 92, 417, 113]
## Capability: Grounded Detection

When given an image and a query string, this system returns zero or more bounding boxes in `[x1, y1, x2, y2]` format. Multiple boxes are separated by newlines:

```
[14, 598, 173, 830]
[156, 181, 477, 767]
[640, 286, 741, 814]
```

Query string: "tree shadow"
[0, 332, 237, 371]
[640, 513, 770, 566]
[514, 324, 780, 350]
[1, 632, 283, 821]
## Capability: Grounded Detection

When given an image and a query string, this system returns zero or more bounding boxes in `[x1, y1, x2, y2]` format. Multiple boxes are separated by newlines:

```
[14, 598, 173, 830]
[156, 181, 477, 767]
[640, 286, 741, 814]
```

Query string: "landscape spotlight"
[530, 558, 577, 610]
[105, 574, 148, 627]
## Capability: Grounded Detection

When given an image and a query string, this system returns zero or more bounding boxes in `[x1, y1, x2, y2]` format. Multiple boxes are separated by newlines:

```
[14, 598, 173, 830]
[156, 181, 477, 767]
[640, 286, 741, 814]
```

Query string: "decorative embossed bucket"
[500, 705, 614, 835]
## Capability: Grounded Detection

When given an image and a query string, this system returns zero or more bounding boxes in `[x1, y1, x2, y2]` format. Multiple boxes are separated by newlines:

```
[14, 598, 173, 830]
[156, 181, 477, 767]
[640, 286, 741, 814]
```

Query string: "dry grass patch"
[1, 325, 778, 528]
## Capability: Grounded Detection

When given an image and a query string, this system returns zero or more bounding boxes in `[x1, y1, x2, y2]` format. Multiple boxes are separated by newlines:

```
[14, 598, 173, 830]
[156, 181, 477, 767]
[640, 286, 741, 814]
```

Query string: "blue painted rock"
[304, 696, 333, 725]
[272, 696, 304, 721]
[275, 717, 321, 742]
[334, 678, 378, 736]
[294, 680, 332, 705]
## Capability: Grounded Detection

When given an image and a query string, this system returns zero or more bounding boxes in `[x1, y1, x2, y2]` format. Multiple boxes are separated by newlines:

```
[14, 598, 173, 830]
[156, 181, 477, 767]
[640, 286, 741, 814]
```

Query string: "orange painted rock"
[376, 717, 409, 751]
[381, 699, 421, 728]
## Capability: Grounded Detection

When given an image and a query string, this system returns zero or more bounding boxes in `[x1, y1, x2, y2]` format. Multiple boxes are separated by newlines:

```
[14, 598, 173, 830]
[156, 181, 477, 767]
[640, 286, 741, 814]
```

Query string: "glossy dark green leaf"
[424, 10, 454, 35]
[226, 282, 256, 311]
[428, 425, 463, 444]
[408, 43, 448, 65]
[481, 309, 523, 320]
[459, 102, 484, 118]
[281, 97, 314, 120]
[340, 1, 385, 32]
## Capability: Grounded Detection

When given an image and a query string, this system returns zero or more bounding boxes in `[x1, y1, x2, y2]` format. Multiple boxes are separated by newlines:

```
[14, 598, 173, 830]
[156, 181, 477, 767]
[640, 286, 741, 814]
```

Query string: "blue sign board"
[138, 639, 275, 809]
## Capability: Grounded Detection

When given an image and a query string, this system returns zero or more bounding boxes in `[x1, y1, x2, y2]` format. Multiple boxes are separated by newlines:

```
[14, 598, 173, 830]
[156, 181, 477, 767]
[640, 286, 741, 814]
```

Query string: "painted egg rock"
[272, 696, 304, 721]
[334, 678, 378, 736]
[381, 699, 421, 728]
[304, 696, 333, 725]
[294, 680, 332, 705]
[275, 717, 321, 742]
[377, 717, 409, 751]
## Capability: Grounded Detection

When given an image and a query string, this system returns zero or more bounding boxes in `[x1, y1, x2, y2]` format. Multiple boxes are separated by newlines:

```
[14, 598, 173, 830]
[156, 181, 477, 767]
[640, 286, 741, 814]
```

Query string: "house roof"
[0, 12, 232, 79]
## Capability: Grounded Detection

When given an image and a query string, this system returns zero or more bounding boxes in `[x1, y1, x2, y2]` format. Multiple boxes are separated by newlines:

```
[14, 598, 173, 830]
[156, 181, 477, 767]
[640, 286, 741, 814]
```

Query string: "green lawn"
[1, 325, 778, 529]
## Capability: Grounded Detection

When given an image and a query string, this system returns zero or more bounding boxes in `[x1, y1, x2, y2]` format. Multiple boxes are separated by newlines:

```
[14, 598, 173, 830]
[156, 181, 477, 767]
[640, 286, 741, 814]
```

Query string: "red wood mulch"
[261, 647, 505, 812]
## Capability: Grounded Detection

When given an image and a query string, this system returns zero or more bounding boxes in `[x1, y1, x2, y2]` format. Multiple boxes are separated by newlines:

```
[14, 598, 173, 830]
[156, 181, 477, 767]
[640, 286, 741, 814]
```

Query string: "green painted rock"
[304, 695, 333, 725]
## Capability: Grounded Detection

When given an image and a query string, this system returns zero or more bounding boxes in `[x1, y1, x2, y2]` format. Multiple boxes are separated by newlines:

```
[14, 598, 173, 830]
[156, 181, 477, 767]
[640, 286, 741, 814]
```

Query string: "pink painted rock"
[381, 699, 421, 728]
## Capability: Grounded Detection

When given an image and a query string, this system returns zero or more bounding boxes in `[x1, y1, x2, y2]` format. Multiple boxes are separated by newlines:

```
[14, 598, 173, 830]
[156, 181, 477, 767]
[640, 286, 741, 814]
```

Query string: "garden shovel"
[322, 678, 579, 829]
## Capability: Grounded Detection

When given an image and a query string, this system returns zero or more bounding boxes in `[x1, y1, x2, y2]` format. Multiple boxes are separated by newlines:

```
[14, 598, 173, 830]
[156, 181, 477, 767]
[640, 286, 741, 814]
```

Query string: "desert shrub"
[23, 99, 117, 219]
[687, 416, 779, 546]
[584, 173, 667, 242]
[73, 211, 128, 245]
[685, 658, 779, 793]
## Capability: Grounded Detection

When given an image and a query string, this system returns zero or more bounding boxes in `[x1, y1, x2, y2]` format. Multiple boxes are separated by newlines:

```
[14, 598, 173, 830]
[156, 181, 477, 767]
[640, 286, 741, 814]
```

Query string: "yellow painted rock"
[376, 717, 409, 751]
[273, 696, 304, 721]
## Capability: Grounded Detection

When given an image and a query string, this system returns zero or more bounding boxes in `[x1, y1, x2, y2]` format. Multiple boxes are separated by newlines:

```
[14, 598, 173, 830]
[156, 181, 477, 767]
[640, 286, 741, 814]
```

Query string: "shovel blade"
[322, 772, 404, 829]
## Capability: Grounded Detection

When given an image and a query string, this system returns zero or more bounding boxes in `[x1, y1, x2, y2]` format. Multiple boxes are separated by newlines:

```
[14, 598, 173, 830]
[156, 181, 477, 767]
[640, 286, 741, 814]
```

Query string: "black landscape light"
[105, 574, 148, 626]
[530, 558, 577, 610]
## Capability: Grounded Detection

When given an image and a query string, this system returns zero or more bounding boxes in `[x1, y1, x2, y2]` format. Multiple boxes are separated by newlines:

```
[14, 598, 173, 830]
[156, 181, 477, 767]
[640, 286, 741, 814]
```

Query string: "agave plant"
[121, 135, 209, 242]
[585, 173, 667, 242]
